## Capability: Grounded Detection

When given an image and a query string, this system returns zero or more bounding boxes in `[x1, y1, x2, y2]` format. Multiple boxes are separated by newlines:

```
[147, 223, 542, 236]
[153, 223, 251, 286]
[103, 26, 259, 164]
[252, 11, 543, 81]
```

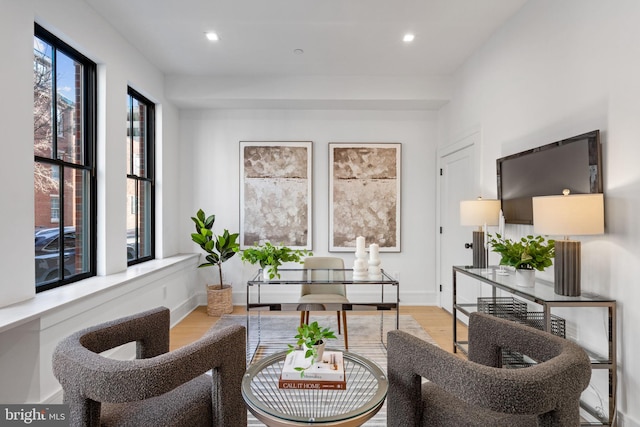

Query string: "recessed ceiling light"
[205, 32, 219, 41]
[403, 34, 415, 43]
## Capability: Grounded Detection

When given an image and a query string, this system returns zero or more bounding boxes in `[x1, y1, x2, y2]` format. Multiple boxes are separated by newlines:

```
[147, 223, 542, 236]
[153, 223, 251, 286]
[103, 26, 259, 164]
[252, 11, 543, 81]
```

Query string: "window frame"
[50, 195, 60, 223]
[126, 86, 155, 266]
[34, 24, 97, 292]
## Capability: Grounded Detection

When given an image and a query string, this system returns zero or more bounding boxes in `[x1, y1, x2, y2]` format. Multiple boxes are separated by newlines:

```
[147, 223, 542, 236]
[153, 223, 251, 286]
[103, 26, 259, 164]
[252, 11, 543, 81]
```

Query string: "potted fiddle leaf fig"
[240, 241, 312, 279]
[190, 209, 239, 316]
[487, 233, 555, 287]
[287, 321, 337, 377]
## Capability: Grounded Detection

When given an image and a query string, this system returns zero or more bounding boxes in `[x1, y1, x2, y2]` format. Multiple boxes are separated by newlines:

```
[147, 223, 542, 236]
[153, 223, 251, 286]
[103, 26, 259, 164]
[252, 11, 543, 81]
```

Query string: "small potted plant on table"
[190, 209, 239, 316]
[287, 321, 337, 377]
[240, 241, 312, 280]
[487, 234, 555, 287]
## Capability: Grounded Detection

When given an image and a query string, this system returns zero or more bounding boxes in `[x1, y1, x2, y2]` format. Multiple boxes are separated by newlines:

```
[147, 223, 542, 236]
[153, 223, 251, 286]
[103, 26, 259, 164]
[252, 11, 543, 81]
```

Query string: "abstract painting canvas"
[240, 141, 312, 249]
[329, 143, 401, 252]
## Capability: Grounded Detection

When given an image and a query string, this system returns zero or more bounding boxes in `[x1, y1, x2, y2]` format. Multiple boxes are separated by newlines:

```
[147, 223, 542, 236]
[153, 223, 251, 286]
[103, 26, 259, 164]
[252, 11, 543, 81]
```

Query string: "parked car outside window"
[34, 226, 76, 285]
[35, 227, 135, 286]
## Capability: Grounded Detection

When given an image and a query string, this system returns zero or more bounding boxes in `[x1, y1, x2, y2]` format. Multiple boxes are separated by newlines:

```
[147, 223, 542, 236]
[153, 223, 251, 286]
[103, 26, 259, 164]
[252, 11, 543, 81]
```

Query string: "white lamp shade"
[460, 199, 501, 226]
[532, 193, 604, 236]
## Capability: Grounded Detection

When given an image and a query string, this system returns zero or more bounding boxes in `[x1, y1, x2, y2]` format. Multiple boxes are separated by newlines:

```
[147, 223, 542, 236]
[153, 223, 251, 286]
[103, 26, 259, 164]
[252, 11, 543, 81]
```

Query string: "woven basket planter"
[206, 284, 233, 317]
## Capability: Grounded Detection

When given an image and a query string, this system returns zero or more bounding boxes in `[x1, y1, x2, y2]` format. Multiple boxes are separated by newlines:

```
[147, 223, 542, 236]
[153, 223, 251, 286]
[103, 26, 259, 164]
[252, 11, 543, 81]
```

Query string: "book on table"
[279, 350, 346, 389]
[278, 378, 347, 390]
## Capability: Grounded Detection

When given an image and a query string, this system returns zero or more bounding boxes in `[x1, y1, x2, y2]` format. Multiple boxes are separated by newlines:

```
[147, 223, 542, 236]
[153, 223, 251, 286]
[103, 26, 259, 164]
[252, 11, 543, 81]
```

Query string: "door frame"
[435, 127, 482, 309]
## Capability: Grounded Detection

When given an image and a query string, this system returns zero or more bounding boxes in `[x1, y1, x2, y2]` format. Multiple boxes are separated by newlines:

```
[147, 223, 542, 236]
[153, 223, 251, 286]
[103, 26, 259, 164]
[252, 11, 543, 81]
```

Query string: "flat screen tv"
[497, 130, 603, 225]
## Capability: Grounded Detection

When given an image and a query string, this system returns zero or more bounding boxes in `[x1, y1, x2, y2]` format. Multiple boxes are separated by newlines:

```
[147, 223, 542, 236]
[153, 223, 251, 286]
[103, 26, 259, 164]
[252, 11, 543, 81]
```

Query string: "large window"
[126, 87, 155, 265]
[33, 24, 96, 292]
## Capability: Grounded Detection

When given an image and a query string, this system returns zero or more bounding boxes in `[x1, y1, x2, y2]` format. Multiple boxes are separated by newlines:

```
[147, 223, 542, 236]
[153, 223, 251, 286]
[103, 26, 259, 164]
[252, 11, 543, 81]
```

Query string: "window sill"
[0, 254, 199, 334]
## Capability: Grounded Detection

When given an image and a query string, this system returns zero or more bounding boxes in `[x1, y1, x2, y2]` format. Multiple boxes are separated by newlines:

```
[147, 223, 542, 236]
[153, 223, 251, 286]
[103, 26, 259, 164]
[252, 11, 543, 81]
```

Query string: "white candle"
[369, 243, 379, 258]
[356, 236, 365, 253]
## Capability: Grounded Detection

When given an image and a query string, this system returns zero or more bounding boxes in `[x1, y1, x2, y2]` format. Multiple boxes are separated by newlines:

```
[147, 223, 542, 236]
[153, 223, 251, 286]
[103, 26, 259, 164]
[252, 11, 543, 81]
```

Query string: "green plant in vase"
[190, 209, 239, 288]
[487, 233, 555, 271]
[240, 241, 312, 279]
[287, 321, 337, 377]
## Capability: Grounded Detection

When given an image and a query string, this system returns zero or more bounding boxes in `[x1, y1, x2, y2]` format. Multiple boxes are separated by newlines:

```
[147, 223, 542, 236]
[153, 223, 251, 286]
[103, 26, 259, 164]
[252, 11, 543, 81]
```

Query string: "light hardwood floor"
[170, 305, 469, 354]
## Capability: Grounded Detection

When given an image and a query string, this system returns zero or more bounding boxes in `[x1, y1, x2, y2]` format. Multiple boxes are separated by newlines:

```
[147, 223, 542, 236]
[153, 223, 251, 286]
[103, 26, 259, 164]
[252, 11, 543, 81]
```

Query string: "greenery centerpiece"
[240, 241, 312, 279]
[487, 234, 555, 287]
[487, 233, 555, 271]
[287, 321, 337, 377]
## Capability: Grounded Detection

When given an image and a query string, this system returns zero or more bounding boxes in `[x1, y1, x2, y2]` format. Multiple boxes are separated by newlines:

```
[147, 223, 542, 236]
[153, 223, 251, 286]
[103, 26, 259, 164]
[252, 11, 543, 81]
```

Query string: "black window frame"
[126, 87, 155, 265]
[34, 23, 97, 292]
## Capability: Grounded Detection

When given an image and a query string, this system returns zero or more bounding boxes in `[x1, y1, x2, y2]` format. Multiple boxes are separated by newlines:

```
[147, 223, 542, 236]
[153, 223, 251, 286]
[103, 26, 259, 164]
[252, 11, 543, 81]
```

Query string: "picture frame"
[329, 142, 401, 252]
[240, 141, 313, 250]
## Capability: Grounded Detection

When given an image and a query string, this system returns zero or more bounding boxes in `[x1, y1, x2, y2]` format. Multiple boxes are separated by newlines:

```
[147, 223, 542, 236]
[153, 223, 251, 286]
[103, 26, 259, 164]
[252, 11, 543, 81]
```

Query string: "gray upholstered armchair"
[387, 312, 591, 426]
[52, 306, 246, 427]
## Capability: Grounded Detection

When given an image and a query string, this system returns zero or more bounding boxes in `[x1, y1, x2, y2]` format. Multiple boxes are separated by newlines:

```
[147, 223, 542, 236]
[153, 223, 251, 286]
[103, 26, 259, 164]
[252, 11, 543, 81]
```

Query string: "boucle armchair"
[387, 312, 591, 427]
[52, 306, 246, 427]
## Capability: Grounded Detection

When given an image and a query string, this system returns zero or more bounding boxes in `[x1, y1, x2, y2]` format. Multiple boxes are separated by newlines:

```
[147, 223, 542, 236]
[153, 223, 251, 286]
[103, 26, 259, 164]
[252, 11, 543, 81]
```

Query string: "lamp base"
[554, 240, 581, 296]
[472, 231, 486, 269]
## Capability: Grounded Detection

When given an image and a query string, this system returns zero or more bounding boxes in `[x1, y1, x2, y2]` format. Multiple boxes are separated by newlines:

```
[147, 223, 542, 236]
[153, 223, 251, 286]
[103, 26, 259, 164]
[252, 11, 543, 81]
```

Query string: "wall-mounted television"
[497, 130, 603, 225]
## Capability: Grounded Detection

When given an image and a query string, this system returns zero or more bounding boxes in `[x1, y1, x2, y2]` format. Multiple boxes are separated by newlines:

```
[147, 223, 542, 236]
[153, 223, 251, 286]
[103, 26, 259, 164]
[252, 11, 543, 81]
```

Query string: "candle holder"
[368, 243, 382, 279]
[353, 236, 368, 280]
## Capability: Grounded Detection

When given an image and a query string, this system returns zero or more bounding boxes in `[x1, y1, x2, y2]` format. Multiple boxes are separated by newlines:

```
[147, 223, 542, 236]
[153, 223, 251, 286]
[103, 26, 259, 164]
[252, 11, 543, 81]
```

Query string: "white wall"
[0, 0, 194, 404]
[440, 1, 640, 424]
[0, 0, 39, 306]
[166, 74, 451, 110]
[178, 109, 440, 306]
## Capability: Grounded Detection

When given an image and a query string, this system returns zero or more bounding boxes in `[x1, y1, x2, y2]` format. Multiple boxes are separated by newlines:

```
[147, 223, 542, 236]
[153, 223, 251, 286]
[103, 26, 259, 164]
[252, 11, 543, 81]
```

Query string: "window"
[57, 111, 64, 137]
[33, 24, 96, 291]
[126, 87, 155, 264]
[50, 195, 60, 222]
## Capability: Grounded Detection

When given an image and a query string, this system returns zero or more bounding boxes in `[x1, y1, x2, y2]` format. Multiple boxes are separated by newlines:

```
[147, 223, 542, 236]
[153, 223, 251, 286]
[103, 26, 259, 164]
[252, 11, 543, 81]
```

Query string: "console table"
[246, 269, 399, 360]
[452, 266, 616, 426]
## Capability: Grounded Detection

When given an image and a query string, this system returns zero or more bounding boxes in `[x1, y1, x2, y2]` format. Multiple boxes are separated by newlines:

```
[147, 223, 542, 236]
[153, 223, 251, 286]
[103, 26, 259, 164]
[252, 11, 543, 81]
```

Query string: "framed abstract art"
[239, 141, 312, 249]
[329, 143, 401, 252]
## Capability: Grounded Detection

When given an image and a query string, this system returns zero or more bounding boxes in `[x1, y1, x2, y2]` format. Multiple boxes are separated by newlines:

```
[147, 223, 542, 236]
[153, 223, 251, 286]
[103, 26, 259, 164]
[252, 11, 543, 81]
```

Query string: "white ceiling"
[84, 0, 528, 79]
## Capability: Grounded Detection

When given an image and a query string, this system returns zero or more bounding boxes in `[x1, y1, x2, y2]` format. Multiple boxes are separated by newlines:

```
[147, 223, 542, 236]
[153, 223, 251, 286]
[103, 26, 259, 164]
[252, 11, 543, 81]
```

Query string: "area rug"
[208, 314, 437, 426]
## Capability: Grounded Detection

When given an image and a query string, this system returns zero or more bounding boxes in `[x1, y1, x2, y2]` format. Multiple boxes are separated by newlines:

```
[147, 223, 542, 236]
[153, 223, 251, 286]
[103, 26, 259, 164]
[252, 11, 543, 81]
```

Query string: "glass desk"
[242, 349, 388, 427]
[246, 269, 399, 360]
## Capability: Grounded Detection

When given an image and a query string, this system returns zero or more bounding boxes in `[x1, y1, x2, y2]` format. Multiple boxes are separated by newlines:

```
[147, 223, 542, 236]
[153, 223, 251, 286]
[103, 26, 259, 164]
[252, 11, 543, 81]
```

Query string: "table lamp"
[460, 197, 501, 268]
[532, 190, 604, 296]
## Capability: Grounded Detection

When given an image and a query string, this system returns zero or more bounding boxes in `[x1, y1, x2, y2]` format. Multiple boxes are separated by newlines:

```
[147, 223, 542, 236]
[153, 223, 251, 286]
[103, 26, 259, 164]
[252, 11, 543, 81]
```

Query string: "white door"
[437, 135, 478, 313]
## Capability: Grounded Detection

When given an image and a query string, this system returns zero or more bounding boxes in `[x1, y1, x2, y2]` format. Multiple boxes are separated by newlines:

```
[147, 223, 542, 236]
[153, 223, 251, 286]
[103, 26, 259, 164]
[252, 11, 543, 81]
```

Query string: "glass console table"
[453, 265, 617, 426]
[246, 269, 399, 361]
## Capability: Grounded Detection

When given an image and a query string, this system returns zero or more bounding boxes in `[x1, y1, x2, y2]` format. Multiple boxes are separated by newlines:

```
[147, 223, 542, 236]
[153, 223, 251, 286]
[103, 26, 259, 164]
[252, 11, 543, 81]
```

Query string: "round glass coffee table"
[242, 350, 388, 426]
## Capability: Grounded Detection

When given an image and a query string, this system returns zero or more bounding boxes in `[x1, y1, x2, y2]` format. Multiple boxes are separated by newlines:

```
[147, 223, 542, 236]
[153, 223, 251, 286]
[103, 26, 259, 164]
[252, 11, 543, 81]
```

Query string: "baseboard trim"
[41, 389, 63, 404]
[170, 295, 200, 328]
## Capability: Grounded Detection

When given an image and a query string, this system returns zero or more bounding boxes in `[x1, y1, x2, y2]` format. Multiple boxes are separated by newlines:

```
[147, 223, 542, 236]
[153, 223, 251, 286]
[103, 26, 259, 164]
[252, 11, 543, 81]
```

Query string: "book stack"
[279, 350, 346, 390]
